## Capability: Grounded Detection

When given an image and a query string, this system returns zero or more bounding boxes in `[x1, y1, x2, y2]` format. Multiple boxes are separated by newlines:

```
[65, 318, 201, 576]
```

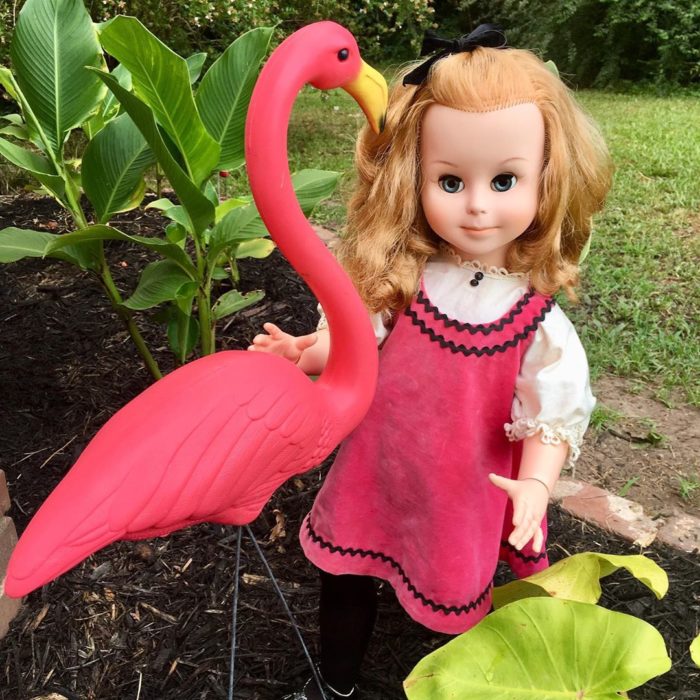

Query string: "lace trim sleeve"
[504, 418, 586, 470]
[316, 304, 390, 345]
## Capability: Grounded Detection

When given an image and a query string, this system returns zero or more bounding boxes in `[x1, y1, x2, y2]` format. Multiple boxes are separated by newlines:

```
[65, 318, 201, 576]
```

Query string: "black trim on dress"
[416, 288, 535, 335]
[500, 539, 548, 563]
[305, 517, 492, 616]
[406, 297, 555, 356]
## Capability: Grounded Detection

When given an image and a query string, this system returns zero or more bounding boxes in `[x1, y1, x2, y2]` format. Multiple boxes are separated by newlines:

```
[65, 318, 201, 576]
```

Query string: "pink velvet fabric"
[300, 281, 554, 634]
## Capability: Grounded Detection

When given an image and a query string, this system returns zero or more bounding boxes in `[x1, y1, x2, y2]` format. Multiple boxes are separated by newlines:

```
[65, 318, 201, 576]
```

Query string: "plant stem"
[197, 288, 214, 355]
[99, 258, 163, 380]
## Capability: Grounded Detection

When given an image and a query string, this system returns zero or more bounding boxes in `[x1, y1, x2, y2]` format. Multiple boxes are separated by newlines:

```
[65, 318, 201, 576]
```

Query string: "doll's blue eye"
[491, 174, 517, 192]
[438, 175, 464, 193]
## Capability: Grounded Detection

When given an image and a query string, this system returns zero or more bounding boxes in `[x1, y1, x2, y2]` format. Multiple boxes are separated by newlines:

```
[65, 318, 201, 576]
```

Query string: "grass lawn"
[285, 87, 700, 407]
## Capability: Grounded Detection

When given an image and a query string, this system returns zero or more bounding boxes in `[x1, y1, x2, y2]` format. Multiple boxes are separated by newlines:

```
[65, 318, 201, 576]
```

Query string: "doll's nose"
[465, 185, 488, 215]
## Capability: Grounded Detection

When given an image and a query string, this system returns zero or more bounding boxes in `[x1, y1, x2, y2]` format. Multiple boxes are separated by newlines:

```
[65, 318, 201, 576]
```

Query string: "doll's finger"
[489, 473, 514, 495]
[252, 334, 272, 347]
[532, 526, 544, 553]
[263, 322, 283, 338]
[297, 333, 318, 351]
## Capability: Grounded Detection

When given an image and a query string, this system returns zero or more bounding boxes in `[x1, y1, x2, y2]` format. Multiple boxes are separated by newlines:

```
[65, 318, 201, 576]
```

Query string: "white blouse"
[319, 251, 595, 468]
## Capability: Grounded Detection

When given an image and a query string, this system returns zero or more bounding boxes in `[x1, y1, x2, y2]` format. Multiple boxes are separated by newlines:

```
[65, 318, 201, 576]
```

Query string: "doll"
[250, 25, 612, 699]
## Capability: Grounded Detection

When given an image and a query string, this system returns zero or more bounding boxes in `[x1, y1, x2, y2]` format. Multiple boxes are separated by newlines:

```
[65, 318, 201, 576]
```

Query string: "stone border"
[0, 470, 21, 639]
[553, 478, 700, 553]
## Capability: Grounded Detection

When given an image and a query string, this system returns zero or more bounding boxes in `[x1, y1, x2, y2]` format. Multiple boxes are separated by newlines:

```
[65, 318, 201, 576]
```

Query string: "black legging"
[319, 570, 377, 694]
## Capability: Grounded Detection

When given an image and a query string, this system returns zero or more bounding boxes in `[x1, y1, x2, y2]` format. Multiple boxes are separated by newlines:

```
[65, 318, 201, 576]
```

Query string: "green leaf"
[230, 169, 340, 239]
[123, 260, 197, 310]
[196, 27, 273, 171]
[167, 306, 199, 360]
[186, 52, 207, 84]
[0, 67, 49, 150]
[91, 69, 215, 235]
[579, 233, 592, 263]
[0, 226, 100, 270]
[212, 289, 264, 320]
[98, 16, 219, 186]
[0, 124, 30, 140]
[82, 113, 155, 223]
[493, 553, 669, 609]
[215, 197, 247, 223]
[0, 67, 20, 102]
[45, 224, 196, 277]
[10, 0, 105, 155]
[404, 598, 671, 699]
[145, 200, 190, 228]
[235, 239, 275, 259]
[691, 633, 700, 667]
[0, 137, 66, 203]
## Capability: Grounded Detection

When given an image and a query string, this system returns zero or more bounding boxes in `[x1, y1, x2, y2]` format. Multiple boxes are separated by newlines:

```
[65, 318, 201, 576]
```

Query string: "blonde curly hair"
[336, 47, 613, 314]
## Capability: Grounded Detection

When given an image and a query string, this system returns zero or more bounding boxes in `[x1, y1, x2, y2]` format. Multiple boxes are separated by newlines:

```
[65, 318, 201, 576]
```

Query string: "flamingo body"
[4, 21, 385, 600]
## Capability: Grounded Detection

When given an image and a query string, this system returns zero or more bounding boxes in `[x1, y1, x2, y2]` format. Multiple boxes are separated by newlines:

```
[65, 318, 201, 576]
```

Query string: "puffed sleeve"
[316, 304, 390, 345]
[505, 305, 596, 469]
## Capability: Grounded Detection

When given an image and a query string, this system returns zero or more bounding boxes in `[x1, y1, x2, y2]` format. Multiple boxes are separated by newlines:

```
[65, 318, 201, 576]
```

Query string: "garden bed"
[1, 197, 698, 699]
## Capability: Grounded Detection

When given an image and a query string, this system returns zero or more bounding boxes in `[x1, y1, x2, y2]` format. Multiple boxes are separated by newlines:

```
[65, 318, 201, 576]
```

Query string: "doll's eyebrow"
[499, 157, 528, 166]
[433, 159, 459, 167]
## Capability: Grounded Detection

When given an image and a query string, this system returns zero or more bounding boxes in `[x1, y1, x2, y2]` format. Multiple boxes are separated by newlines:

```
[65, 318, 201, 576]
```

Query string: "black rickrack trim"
[406, 297, 555, 356]
[500, 540, 548, 564]
[415, 289, 535, 335]
[305, 518, 491, 616]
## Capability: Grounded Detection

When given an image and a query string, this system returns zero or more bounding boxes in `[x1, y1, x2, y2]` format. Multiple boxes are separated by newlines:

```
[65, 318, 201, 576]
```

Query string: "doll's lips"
[461, 226, 495, 234]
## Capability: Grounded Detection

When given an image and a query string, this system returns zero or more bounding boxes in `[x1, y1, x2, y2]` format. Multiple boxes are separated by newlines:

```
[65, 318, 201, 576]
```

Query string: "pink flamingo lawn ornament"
[4, 22, 387, 601]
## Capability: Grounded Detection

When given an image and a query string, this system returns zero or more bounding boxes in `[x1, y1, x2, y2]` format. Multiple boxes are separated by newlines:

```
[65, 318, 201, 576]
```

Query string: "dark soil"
[0, 196, 698, 700]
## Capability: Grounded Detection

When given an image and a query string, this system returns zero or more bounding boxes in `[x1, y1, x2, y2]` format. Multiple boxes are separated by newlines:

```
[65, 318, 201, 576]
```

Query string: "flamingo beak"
[342, 60, 388, 134]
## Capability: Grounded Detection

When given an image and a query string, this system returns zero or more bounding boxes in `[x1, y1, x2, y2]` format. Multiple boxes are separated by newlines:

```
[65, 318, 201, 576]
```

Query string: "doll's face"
[420, 102, 545, 268]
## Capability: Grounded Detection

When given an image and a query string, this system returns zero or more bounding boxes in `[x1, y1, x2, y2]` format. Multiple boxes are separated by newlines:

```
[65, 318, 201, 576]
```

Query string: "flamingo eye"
[338, 48, 349, 61]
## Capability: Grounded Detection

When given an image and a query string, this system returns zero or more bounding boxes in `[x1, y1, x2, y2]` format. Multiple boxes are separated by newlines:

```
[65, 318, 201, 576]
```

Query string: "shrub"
[434, 0, 700, 87]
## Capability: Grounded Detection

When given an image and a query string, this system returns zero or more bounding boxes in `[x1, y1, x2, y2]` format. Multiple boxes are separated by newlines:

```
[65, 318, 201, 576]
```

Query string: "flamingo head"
[293, 22, 388, 133]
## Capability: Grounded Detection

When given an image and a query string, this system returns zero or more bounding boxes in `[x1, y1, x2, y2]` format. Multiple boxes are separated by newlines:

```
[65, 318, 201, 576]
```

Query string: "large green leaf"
[0, 227, 100, 270]
[404, 598, 671, 699]
[123, 260, 197, 310]
[691, 633, 700, 667]
[82, 113, 155, 223]
[98, 16, 219, 186]
[10, 0, 105, 156]
[91, 69, 215, 235]
[212, 289, 264, 321]
[196, 27, 273, 171]
[45, 224, 196, 277]
[0, 137, 66, 204]
[206, 169, 339, 262]
[492, 553, 668, 609]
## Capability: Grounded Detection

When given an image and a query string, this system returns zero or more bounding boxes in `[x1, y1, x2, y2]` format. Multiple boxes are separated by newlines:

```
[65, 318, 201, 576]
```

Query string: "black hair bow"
[402, 24, 508, 87]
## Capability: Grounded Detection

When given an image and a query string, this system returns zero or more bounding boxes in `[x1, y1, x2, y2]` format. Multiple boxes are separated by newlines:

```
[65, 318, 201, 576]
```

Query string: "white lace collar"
[439, 244, 529, 280]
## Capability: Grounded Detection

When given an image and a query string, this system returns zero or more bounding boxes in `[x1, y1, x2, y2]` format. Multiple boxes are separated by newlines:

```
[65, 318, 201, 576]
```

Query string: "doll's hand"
[248, 322, 318, 365]
[488, 474, 549, 553]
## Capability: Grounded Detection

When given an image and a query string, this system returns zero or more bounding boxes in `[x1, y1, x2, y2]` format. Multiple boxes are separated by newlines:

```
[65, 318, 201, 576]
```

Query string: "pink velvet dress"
[300, 278, 555, 634]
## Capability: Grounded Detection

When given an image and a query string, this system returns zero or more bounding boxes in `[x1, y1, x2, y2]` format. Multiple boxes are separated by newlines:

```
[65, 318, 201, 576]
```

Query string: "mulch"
[0, 196, 698, 700]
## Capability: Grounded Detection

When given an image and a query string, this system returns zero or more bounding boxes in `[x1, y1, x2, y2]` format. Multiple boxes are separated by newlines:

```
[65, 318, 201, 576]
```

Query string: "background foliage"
[434, 0, 700, 87]
[4, 0, 699, 89]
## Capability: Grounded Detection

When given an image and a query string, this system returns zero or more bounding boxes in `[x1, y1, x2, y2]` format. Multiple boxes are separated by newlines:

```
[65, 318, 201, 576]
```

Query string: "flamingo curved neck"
[245, 37, 378, 444]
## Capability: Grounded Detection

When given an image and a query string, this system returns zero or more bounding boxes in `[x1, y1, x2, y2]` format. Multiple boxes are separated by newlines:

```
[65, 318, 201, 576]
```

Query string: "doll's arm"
[248, 324, 331, 375]
[489, 436, 568, 552]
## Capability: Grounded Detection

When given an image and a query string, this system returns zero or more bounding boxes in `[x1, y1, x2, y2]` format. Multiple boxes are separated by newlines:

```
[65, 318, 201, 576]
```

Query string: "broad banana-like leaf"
[207, 169, 339, 262]
[82, 113, 155, 222]
[691, 633, 700, 667]
[10, 0, 105, 156]
[235, 239, 276, 259]
[98, 16, 219, 186]
[0, 137, 66, 204]
[123, 260, 197, 310]
[186, 53, 208, 84]
[167, 306, 199, 361]
[196, 27, 274, 171]
[404, 598, 671, 699]
[45, 224, 196, 277]
[90, 69, 215, 235]
[212, 289, 265, 321]
[0, 227, 100, 270]
[492, 552, 668, 609]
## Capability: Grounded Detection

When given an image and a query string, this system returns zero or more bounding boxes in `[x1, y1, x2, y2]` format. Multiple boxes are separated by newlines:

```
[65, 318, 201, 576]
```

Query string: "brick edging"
[553, 478, 700, 554]
[0, 470, 21, 639]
